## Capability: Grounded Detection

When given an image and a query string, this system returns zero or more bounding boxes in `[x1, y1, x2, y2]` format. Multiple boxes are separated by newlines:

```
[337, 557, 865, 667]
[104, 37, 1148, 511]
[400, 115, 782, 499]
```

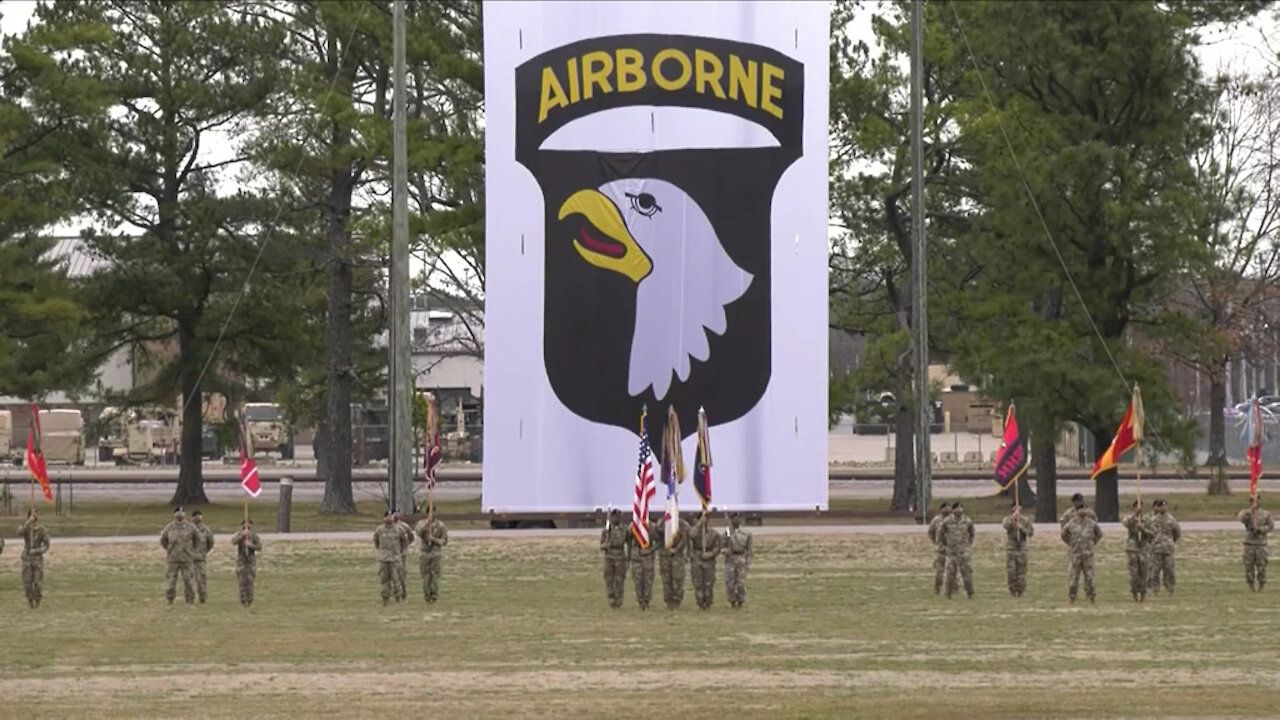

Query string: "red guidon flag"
[238, 418, 261, 498]
[1091, 385, 1145, 479]
[993, 402, 1029, 490]
[27, 404, 52, 502]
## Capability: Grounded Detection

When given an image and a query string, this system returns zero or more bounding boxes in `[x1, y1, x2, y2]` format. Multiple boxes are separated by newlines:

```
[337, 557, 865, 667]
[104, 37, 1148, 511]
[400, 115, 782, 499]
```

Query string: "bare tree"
[1161, 73, 1280, 494]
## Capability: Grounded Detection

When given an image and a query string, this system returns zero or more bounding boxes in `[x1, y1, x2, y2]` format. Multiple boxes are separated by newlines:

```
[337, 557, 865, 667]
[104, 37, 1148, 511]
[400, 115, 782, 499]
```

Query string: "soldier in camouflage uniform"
[1060, 493, 1098, 527]
[1061, 505, 1102, 604]
[927, 502, 952, 595]
[658, 515, 691, 610]
[159, 507, 199, 605]
[414, 512, 449, 604]
[393, 511, 413, 602]
[1002, 502, 1034, 597]
[1149, 499, 1180, 595]
[373, 511, 408, 605]
[1121, 500, 1155, 602]
[723, 512, 753, 609]
[231, 519, 262, 607]
[599, 509, 629, 608]
[689, 512, 723, 610]
[18, 509, 49, 609]
[626, 516, 660, 610]
[941, 502, 975, 599]
[190, 510, 215, 605]
[1237, 495, 1275, 591]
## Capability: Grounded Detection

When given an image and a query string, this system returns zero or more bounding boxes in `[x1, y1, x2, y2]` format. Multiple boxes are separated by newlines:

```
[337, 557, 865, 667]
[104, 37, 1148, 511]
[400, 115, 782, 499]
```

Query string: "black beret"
[1071, 493, 1084, 503]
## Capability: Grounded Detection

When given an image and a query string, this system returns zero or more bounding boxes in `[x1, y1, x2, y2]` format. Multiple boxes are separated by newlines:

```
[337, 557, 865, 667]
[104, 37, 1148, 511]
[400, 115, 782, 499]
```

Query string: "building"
[411, 295, 483, 439]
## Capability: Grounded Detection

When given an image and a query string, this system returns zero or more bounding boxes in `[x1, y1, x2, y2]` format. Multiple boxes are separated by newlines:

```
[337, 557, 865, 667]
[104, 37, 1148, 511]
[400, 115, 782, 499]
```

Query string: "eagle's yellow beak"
[557, 189, 653, 284]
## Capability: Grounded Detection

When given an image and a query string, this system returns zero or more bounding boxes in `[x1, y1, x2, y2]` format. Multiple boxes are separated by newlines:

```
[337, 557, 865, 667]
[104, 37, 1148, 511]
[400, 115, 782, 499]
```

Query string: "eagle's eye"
[626, 192, 662, 218]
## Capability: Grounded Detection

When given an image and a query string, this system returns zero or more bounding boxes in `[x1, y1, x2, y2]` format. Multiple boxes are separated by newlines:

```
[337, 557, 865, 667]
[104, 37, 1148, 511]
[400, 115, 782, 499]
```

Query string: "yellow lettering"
[694, 49, 726, 99]
[761, 62, 784, 119]
[615, 48, 645, 92]
[728, 55, 758, 108]
[538, 66, 569, 123]
[652, 48, 692, 91]
[581, 51, 613, 100]
[567, 57, 580, 103]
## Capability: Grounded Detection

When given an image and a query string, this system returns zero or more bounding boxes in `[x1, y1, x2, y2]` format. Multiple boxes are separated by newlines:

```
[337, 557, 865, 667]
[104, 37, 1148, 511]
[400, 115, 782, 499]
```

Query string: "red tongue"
[578, 226, 625, 258]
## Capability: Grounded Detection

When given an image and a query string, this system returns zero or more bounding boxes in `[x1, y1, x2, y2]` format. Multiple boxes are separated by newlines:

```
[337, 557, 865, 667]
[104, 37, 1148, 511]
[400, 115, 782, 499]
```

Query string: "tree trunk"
[1092, 427, 1119, 522]
[171, 321, 209, 507]
[890, 400, 918, 511]
[320, 164, 357, 514]
[1207, 366, 1230, 495]
[1032, 431, 1056, 523]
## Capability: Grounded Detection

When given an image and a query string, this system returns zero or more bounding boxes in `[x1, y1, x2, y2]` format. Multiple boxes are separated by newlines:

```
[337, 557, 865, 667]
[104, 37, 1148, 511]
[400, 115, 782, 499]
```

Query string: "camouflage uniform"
[941, 510, 976, 598]
[658, 517, 691, 610]
[18, 517, 50, 608]
[1121, 509, 1155, 601]
[626, 518, 660, 610]
[1149, 507, 1181, 594]
[231, 526, 262, 607]
[689, 517, 723, 610]
[1060, 506, 1098, 527]
[160, 518, 199, 604]
[723, 517, 753, 609]
[1061, 511, 1102, 603]
[374, 519, 407, 604]
[414, 517, 449, 603]
[927, 508, 951, 594]
[191, 519, 215, 604]
[394, 516, 413, 601]
[599, 515, 629, 608]
[1001, 512, 1034, 597]
[1237, 505, 1275, 591]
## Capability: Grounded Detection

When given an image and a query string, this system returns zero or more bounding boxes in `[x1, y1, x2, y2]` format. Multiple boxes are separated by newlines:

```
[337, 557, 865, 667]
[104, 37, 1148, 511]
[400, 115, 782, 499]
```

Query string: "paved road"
[39, 477, 1280, 503]
[49, 521, 1246, 545]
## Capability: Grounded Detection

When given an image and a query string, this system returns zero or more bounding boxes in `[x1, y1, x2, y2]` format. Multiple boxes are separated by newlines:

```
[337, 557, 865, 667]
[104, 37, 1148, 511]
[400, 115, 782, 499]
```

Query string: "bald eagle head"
[558, 178, 752, 400]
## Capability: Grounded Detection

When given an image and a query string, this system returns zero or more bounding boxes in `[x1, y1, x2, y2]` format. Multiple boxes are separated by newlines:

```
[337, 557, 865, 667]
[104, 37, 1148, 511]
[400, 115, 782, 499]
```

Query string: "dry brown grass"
[1, 531, 1277, 718]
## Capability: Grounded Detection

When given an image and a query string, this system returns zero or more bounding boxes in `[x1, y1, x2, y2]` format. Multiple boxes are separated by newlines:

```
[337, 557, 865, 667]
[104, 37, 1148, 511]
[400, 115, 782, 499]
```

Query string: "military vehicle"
[34, 409, 85, 466]
[243, 402, 294, 459]
[97, 407, 180, 464]
[0, 409, 12, 463]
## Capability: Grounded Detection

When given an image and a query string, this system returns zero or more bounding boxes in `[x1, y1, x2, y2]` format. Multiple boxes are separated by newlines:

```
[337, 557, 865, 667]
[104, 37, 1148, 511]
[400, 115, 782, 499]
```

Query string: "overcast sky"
[1, 1, 1276, 261]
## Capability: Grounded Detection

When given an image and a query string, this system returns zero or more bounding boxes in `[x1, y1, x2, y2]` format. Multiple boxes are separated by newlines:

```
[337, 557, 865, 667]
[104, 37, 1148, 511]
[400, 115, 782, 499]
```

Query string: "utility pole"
[910, 0, 931, 523]
[389, 0, 414, 515]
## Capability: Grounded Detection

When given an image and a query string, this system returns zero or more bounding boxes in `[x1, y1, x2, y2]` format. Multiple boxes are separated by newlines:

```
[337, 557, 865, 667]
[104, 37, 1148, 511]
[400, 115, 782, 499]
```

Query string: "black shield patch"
[515, 34, 804, 438]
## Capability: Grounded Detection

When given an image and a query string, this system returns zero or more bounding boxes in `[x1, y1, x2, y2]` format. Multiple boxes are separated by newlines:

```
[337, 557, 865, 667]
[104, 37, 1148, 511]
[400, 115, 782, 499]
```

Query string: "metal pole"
[390, 0, 414, 514]
[910, 0, 931, 523]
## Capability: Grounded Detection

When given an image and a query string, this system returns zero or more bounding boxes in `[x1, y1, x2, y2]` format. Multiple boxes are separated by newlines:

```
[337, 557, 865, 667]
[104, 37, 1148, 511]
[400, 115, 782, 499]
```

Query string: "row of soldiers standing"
[159, 507, 262, 607]
[929, 492, 1275, 603]
[600, 509, 753, 610]
[372, 510, 449, 605]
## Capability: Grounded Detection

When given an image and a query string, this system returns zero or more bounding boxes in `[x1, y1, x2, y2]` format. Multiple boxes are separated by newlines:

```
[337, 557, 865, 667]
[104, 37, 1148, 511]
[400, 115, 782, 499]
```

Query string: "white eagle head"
[557, 177, 752, 400]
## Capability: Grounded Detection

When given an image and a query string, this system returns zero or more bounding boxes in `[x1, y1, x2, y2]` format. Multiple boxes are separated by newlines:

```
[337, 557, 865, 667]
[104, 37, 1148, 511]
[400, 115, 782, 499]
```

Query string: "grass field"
[0, 491, 1260, 537]
[1, 529, 1275, 719]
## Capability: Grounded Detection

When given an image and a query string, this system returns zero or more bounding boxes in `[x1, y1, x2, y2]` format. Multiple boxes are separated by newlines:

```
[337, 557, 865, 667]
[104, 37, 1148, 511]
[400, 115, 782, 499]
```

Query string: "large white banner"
[482, 0, 829, 512]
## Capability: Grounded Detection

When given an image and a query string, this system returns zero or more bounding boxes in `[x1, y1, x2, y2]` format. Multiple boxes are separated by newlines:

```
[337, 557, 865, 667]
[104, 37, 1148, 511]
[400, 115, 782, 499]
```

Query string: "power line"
[946, 1, 1185, 465]
[182, 2, 373, 414]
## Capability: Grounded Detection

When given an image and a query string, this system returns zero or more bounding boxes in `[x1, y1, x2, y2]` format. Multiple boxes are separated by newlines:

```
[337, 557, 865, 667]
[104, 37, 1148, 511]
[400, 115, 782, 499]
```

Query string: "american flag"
[238, 417, 261, 498]
[631, 425, 657, 549]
